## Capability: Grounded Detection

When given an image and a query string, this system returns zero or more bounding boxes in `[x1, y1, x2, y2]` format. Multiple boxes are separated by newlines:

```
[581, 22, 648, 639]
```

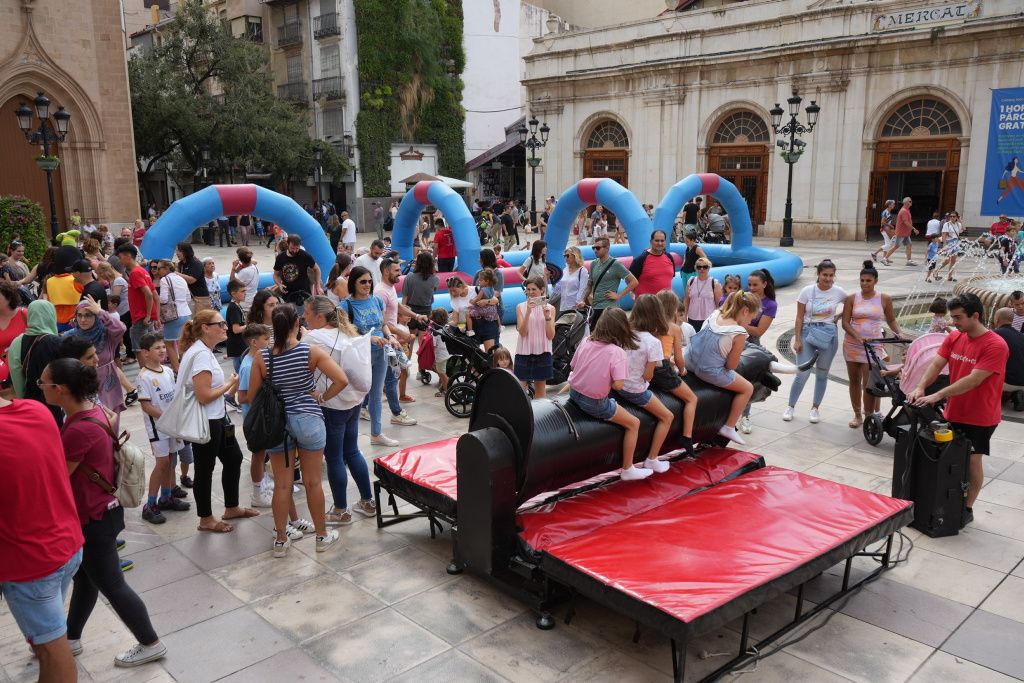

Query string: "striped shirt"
[260, 343, 321, 417]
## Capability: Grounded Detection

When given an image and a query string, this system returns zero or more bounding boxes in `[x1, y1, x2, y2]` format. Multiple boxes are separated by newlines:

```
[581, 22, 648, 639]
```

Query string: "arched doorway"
[707, 111, 769, 233]
[0, 94, 67, 236]
[867, 98, 962, 232]
[582, 120, 629, 187]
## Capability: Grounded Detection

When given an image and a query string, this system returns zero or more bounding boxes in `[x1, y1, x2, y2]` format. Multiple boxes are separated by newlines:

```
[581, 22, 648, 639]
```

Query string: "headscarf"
[62, 300, 107, 348]
[8, 300, 58, 397]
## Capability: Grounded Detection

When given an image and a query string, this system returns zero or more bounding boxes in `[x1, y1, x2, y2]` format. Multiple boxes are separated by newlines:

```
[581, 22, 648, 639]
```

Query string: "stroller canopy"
[899, 332, 949, 396]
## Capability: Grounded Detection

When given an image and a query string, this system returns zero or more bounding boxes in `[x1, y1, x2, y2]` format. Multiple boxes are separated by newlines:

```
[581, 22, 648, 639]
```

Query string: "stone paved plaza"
[3, 235, 1024, 682]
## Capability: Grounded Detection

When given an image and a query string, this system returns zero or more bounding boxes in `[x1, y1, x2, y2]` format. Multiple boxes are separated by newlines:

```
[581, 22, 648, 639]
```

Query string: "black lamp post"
[517, 117, 550, 227]
[313, 142, 324, 206]
[769, 91, 820, 248]
[14, 92, 71, 237]
[194, 143, 210, 192]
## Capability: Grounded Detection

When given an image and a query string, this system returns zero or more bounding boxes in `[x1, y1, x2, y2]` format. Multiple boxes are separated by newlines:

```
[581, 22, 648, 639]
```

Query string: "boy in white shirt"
[136, 334, 191, 524]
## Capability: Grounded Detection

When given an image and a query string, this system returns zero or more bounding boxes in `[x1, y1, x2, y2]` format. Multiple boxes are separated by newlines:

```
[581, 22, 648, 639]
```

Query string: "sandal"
[848, 412, 863, 428]
[197, 521, 233, 533]
[222, 507, 260, 520]
[399, 395, 416, 403]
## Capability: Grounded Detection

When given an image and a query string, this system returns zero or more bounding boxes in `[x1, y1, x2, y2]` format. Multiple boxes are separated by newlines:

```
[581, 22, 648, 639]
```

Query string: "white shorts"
[151, 436, 184, 458]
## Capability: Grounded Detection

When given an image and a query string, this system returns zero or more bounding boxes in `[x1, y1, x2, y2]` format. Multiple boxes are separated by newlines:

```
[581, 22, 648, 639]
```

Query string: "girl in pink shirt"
[568, 308, 649, 481]
[514, 278, 556, 398]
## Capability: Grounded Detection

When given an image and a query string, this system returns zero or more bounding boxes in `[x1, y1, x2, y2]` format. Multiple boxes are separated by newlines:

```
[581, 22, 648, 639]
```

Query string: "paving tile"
[160, 607, 290, 682]
[780, 611, 933, 682]
[381, 520, 456, 563]
[912, 526, 1024, 573]
[389, 648, 511, 683]
[983, 455, 1016, 479]
[170, 516, 272, 571]
[942, 609, 1024, 679]
[303, 609, 448, 681]
[559, 650, 671, 682]
[979, 575, 1024, 624]
[458, 612, 606, 682]
[971, 500, 1024, 542]
[293, 516, 410, 571]
[122, 543, 202, 594]
[214, 647, 338, 682]
[794, 422, 870, 449]
[251, 573, 385, 642]
[804, 462, 890, 493]
[720, 650, 851, 682]
[752, 449, 823, 472]
[997, 461, 1024, 486]
[209, 549, 328, 603]
[827, 447, 897, 478]
[910, 650, 1022, 682]
[393, 575, 526, 644]
[883, 546, 1005, 607]
[139, 572, 244, 636]
[342, 546, 455, 604]
[978, 479, 1024, 510]
[989, 437, 1024, 462]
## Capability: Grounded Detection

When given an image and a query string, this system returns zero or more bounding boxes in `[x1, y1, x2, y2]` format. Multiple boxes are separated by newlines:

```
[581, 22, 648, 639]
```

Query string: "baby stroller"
[862, 334, 948, 446]
[431, 321, 494, 418]
[548, 306, 589, 385]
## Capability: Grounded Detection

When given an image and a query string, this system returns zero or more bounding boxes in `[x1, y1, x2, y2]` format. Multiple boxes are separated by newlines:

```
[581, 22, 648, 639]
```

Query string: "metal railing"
[313, 13, 341, 38]
[313, 76, 344, 101]
[276, 21, 302, 48]
[277, 81, 308, 104]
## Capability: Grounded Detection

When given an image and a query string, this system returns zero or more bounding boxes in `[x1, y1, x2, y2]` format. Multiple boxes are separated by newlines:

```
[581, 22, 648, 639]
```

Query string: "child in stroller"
[420, 319, 493, 418]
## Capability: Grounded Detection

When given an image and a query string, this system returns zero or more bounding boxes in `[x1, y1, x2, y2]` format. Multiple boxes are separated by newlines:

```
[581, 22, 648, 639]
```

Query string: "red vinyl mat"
[535, 466, 911, 625]
[375, 437, 459, 500]
[518, 448, 761, 552]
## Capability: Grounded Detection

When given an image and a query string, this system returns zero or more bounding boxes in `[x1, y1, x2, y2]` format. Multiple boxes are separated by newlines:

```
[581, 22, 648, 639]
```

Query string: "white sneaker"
[643, 458, 670, 474]
[250, 485, 273, 508]
[316, 529, 340, 552]
[114, 641, 166, 668]
[738, 415, 752, 434]
[352, 498, 377, 517]
[284, 524, 304, 541]
[782, 406, 795, 422]
[371, 434, 399, 447]
[390, 411, 417, 426]
[809, 408, 821, 424]
[620, 465, 653, 481]
[272, 535, 291, 558]
[289, 518, 315, 534]
[717, 425, 746, 445]
[69, 639, 83, 656]
[360, 408, 370, 421]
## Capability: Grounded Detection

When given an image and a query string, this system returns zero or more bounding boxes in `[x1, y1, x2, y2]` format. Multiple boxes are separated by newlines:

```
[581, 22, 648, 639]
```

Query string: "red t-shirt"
[633, 251, 676, 297]
[0, 400, 83, 581]
[434, 228, 456, 259]
[939, 330, 1008, 427]
[0, 307, 28, 383]
[895, 207, 914, 237]
[133, 226, 146, 248]
[62, 406, 118, 525]
[497, 258, 512, 268]
[127, 265, 157, 323]
[991, 220, 1010, 236]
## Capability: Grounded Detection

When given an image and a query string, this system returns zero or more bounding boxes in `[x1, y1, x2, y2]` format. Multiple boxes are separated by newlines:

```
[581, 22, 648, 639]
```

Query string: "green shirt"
[589, 257, 630, 310]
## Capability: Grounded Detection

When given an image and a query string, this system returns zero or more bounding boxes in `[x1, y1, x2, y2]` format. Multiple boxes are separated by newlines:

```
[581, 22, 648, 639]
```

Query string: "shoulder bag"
[155, 347, 211, 444]
[78, 413, 147, 508]
[243, 349, 287, 452]
[160, 274, 180, 323]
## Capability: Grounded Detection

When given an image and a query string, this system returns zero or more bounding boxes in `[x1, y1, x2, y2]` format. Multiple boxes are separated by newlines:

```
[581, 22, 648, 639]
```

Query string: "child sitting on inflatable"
[568, 308, 651, 481]
[684, 291, 760, 445]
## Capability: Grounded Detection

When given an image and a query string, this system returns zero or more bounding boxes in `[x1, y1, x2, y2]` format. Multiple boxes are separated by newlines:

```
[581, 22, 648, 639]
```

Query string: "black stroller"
[429, 322, 493, 418]
[862, 336, 947, 446]
[548, 305, 589, 385]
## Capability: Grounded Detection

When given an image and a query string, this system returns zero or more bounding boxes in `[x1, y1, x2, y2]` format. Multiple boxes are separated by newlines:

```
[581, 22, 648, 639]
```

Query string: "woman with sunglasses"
[343, 266, 402, 447]
[682, 257, 721, 332]
[177, 309, 256, 533]
[680, 230, 708, 289]
[555, 247, 589, 313]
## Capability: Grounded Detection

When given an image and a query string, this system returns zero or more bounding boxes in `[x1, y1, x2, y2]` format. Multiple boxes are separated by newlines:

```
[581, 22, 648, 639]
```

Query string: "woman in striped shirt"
[246, 304, 349, 558]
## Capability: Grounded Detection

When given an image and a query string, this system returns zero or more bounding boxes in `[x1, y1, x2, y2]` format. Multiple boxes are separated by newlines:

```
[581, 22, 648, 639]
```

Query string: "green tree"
[0, 195, 47, 266]
[129, 0, 347, 199]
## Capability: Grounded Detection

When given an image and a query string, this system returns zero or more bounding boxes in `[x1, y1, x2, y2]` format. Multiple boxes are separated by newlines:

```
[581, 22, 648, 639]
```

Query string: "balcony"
[276, 21, 302, 48]
[313, 76, 344, 101]
[277, 81, 308, 105]
[260, 0, 297, 5]
[313, 12, 340, 39]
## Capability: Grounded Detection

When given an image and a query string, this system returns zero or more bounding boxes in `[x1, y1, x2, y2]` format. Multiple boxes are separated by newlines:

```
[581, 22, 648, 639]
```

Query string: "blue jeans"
[1, 549, 83, 645]
[365, 343, 402, 436]
[322, 405, 372, 509]
[788, 327, 840, 408]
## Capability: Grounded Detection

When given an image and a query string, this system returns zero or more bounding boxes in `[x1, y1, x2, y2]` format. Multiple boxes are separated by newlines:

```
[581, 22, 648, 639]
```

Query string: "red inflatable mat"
[535, 466, 912, 637]
[517, 448, 762, 553]
[373, 437, 459, 520]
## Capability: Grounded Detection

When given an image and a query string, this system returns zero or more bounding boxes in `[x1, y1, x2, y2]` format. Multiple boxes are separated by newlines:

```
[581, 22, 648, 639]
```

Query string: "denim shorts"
[1, 548, 83, 645]
[892, 235, 912, 247]
[160, 313, 190, 341]
[268, 412, 327, 453]
[472, 317, 500, 343]
[569, 389, 617, 420]
[617, 388, 652, 407]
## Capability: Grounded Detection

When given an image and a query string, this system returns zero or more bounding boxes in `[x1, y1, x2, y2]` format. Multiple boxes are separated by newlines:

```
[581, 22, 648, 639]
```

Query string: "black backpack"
[242, 351, 286, 452]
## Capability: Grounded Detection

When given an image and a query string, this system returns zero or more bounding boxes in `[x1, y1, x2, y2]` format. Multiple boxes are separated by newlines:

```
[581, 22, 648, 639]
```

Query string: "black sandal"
[124, 390, 139, 407]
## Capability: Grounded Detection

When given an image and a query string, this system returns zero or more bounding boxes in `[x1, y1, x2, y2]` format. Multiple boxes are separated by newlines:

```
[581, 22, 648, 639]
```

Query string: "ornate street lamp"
[518, 116, 550, 227]
[769, 91, 820, 248]
[14, 91, 71, 237]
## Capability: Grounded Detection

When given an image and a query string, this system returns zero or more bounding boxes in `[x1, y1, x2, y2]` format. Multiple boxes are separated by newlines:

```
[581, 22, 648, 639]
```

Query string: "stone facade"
[521, 0, 1024, 239]
[0, 0, 140, 228]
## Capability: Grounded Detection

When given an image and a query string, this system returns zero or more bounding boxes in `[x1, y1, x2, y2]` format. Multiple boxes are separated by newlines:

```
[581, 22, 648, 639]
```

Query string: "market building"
[522, 0, 1023, 239]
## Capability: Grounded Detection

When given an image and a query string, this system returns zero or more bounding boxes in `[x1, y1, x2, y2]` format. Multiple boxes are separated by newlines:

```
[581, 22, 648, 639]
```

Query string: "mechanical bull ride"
[372, 344, 913, 681]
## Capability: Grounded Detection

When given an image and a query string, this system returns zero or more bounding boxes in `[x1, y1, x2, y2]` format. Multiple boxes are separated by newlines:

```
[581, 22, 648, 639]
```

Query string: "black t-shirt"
[180, 258, 209, 298]
[682, 202, 699, 224]
[81, 279, 108, 311]
[995, 326, 1024, 386]
[225, 301, 247, 358]
[500, 214, 515, 234]
[274, 250, 316, 293]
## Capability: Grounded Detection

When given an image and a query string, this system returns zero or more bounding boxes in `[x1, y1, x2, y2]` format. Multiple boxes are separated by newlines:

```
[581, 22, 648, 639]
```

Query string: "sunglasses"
[563, 252, 572, 257]
[696, 265, 710, 270]
[357, 278, 373, 284]
[36, 379, 59, 388]
[593, 245, 607, 251]
[204, 321, 228, 329]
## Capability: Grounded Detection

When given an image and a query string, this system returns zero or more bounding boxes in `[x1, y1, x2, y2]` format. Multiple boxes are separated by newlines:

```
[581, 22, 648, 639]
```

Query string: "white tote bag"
[338, 332, 372, 402]
[155, 347, 211, 444]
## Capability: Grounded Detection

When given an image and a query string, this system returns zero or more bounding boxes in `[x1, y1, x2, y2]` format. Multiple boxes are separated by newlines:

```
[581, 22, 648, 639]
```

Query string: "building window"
[230, 16, 263, 43]
[889, 151, 948, 169]
[718, 155, 763, 170]
[323, 108, 344, 139]
[712, 111, 769, 144]
[881, 99, 962, 137]
[320, 44, 340, 78]
[586, 121, 629, 149]
[287, 55, 303, 83]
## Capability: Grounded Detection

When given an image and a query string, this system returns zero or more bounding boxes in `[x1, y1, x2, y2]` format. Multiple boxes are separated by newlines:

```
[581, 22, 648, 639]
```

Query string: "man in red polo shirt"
[629, 230, 677, 297]
[883, 196, 919, 267]
[908, 293, 1008, 526]
[990, 213, 1010, 236]
[433, 218, 457, 273]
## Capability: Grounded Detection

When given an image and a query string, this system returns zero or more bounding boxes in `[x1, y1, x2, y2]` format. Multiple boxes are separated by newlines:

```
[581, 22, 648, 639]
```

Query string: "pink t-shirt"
[374, 282, 399, 326]
[569, 338, 628, 399]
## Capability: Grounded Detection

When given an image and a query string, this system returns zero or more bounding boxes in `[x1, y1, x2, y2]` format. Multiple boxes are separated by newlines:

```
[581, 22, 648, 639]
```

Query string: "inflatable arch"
[140, 185, 336, 288]
[393, 181, 479, 273]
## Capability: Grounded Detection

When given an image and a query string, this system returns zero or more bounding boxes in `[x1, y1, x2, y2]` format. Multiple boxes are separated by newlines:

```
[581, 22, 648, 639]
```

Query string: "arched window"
[881, 99, 962, 137]
[712, 111, 770, 144]
[586, 120, 629, 149]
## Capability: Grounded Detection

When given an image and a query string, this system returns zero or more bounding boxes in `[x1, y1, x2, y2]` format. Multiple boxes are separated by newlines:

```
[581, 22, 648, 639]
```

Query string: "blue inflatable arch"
[392, 181, 479, 273]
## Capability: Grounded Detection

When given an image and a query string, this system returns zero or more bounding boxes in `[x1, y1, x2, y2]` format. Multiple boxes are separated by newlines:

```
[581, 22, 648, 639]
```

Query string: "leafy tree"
[0, 196, 47, 265]
[129, 0, 347, 200]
